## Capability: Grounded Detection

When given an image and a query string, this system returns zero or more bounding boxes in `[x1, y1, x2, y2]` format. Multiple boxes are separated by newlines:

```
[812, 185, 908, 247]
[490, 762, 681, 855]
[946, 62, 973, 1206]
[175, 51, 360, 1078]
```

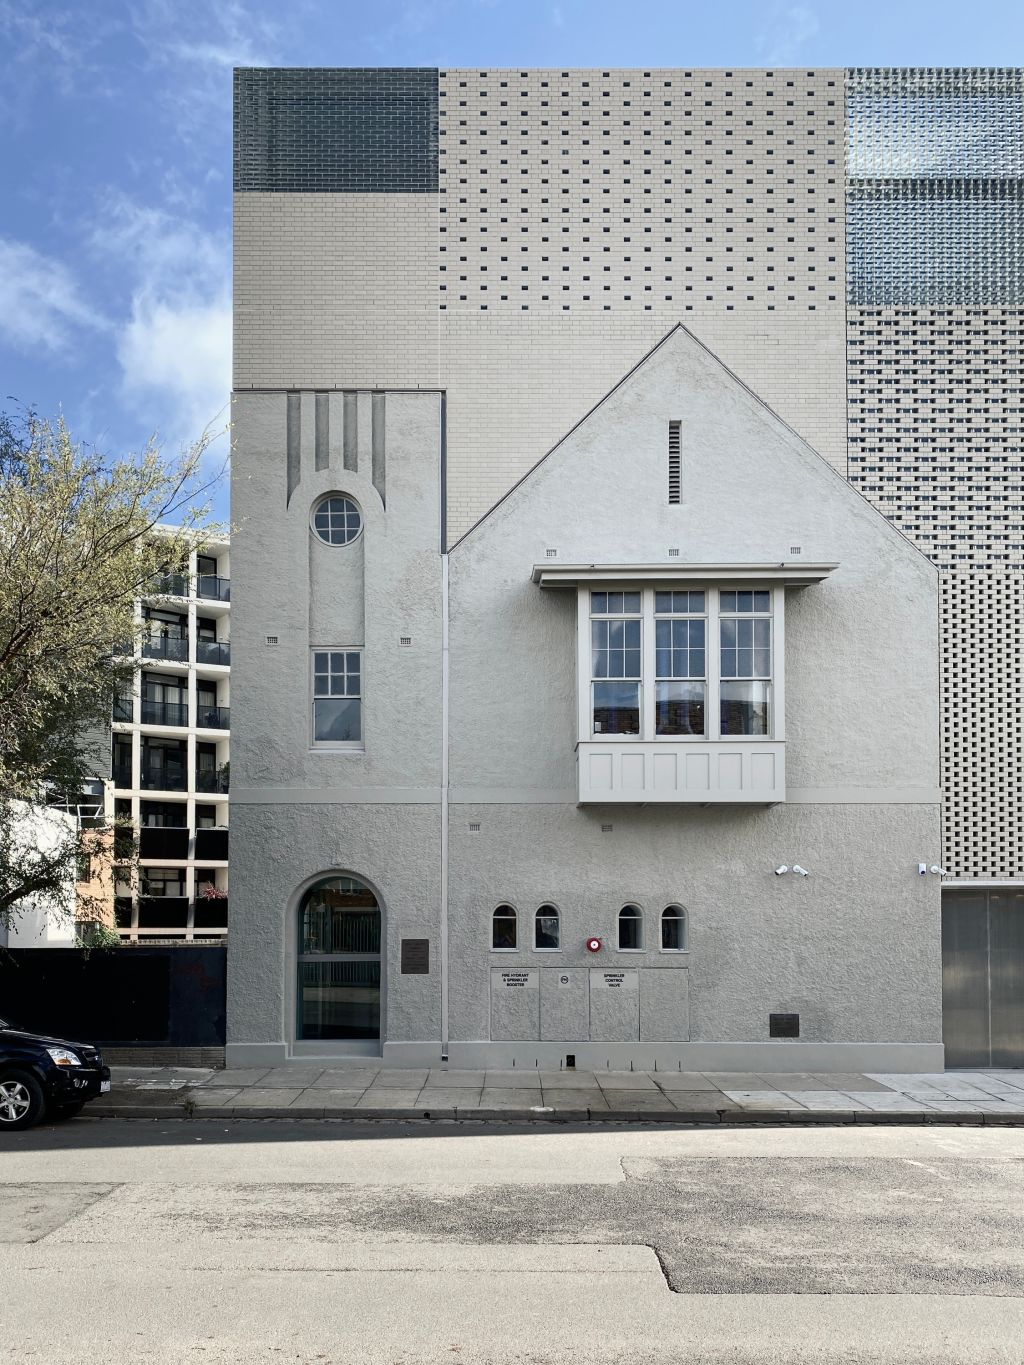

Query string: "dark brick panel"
[234, 67, 438, 193]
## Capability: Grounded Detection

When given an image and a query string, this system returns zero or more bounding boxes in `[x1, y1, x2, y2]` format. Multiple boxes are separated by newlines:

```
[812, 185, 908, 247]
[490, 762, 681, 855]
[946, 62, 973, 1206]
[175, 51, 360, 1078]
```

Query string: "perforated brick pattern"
[847, 307, 1024, 569]
[940, 574, 1024, 877]
[438, 66, 848, 539]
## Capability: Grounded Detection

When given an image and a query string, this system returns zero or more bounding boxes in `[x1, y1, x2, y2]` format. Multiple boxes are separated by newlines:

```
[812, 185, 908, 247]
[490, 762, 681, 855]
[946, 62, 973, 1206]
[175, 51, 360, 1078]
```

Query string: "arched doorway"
[297, 875, 382, 1042]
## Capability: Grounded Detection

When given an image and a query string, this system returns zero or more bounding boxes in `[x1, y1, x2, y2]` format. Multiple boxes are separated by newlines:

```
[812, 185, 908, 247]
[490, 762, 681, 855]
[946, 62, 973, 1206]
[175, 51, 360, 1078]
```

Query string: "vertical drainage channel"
[439, 392, 450, 1064]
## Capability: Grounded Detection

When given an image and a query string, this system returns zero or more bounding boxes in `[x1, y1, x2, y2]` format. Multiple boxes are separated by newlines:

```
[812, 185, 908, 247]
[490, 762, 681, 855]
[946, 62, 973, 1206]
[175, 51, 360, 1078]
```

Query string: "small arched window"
[534, 904, 560, 950]
[618, 903, 644, 951]
[661, 904, 688, 952]
[492, 904, 517, 950]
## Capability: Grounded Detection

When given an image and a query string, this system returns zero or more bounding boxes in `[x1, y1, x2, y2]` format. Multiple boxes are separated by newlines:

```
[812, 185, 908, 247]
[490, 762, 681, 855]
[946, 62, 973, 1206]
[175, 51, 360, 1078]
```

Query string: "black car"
[0, 1016, 111, 1130]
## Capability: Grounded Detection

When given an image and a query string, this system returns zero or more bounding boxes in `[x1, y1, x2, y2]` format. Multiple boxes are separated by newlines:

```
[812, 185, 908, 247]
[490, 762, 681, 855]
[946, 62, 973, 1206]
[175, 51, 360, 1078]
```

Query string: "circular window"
[311, 495, 362, 546]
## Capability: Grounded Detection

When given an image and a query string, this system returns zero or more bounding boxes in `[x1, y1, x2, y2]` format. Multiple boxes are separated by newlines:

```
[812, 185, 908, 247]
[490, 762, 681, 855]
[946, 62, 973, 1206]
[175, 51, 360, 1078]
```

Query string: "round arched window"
[311, 495, 362, 546]
[618, 904, 644, 951]
[661, 905, 688, 952]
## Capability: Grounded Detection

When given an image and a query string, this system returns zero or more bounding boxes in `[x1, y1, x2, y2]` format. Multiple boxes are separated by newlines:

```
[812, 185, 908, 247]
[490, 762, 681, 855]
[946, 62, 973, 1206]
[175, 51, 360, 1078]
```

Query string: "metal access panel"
[942, 889, 1024, 1068]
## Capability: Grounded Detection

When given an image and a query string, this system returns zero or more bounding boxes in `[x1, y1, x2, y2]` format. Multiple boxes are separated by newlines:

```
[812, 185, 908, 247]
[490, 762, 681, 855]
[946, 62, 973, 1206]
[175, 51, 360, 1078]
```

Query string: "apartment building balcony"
[111, 763, 133, 790]
[193, 898, 229, 932]
[113, 696, 134, 723]
[194, 828, 229, 861]
[140, 700, 189, 727]
[140, 763, 188, 792]
[196, 639, 230, 666]
[148, 572, 190, 598]
[195, 768, 229, 794]
[143, 635, 189, 663]
[196, 574, 231, 603]
[139, 826, 190, 860]
[137, 896, 190, 930]
[195, 705, 230, 730]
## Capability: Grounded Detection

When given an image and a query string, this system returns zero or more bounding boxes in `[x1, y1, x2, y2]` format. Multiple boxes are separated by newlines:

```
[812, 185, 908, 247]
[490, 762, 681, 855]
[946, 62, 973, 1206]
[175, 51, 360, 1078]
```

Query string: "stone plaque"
[492, 969, 539, 990]
[590, 969, 639, 991]
[400, 938, 430, 974]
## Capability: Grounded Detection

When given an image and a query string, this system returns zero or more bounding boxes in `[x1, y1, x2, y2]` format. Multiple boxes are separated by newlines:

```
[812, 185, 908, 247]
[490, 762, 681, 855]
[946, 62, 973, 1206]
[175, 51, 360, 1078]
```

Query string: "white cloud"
[0, 237, 105, 355]
[758, 4, 819, 66]
[90, 201, 231, 452]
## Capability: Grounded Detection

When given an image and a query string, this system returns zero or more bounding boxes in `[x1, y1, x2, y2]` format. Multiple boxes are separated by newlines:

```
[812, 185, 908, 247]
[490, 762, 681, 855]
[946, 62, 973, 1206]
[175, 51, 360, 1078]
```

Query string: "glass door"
[297, 877, 381, 1041]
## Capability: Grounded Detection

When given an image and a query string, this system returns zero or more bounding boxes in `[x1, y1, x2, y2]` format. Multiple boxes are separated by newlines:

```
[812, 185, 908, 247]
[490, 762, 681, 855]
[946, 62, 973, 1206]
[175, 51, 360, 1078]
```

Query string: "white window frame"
[660, 904, 689, 954]
[490, 903, 519, 953]
[617, 903, 645, 952]
[577, 585, 784, 744]
[533, 903, 561, 952]
[310, 494, 363, 547]
[311, 648, 364, 751]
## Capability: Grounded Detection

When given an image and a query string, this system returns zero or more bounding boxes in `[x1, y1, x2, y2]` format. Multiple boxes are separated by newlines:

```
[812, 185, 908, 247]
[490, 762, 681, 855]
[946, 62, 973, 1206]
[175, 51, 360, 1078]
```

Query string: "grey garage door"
[942, 889, 1024, 1068]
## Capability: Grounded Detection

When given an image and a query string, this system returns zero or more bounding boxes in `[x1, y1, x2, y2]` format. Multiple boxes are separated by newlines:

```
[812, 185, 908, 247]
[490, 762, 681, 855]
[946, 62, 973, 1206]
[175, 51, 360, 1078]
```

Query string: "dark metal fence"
[0, 946, 226, 1047]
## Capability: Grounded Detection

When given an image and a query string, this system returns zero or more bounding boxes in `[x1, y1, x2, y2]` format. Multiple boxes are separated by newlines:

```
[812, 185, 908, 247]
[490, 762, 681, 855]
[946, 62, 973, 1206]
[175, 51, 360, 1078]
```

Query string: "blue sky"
[2, 0, 1022, 518]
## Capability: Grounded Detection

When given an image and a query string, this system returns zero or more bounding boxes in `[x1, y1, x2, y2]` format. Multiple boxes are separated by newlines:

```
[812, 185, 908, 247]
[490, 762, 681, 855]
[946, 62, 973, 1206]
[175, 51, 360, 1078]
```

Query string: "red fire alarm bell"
[586, 937, 602, 953]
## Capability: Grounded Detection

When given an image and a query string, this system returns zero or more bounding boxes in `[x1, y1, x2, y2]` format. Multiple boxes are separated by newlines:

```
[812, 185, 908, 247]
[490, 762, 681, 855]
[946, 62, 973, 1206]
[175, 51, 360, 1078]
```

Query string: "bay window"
[585, 586, 776, 742]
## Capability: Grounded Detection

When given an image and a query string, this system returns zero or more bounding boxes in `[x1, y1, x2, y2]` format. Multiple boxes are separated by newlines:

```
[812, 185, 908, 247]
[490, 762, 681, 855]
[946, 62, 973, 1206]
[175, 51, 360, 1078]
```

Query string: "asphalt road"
[3, 1118, 1023, 1363]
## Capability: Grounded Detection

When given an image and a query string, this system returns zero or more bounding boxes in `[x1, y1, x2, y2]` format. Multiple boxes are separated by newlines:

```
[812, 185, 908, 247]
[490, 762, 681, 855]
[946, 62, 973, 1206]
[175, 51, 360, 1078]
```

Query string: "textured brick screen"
[234, 67, 438, 192]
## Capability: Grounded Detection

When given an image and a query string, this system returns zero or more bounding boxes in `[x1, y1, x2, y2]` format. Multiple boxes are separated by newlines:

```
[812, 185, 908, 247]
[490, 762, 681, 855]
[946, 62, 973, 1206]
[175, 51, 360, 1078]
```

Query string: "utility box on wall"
[489, 966, 689, 1044]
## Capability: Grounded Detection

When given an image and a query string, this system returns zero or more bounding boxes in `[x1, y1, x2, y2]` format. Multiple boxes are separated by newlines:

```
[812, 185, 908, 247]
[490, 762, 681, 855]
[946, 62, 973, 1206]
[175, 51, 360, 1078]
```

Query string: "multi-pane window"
[719, 591, 772, 736]
[534, 904, 560, 950]
[655, 591, 706, 736]
[311, 495, 362, 546]
[312, 650, 362, 744]
[492, 904, 517, 949]
[582, 586, 777, 741]
[618, 904, 644, 950]
[590, 591, 641, 734]
[661, 905, 688, 951]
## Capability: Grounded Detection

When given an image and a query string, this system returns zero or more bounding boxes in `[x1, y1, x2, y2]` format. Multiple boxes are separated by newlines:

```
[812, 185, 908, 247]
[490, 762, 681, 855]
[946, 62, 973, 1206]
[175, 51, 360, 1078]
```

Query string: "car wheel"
[0, 1071, 45, 1131]
[47, 1100, 86, 1122]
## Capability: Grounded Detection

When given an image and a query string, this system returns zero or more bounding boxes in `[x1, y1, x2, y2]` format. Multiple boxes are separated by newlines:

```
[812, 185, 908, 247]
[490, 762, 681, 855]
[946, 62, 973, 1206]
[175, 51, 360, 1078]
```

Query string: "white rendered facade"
[229, 66, 1024, 1069]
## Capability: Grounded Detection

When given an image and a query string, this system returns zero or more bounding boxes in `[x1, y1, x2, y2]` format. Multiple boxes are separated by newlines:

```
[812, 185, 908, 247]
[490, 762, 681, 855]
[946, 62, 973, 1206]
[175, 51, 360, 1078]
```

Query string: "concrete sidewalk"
[90, 1065, 1024, 1124]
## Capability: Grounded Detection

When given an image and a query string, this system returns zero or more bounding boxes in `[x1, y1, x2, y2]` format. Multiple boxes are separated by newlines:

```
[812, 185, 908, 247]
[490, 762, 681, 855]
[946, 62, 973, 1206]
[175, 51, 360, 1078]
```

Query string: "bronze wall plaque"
[401, 938, 430, 974]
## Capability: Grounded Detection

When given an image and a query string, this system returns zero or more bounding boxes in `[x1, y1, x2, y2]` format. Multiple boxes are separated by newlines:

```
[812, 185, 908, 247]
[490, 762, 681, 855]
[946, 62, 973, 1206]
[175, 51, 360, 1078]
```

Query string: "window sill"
[577, 739, 785, 804]
[490, 947, 520, 953]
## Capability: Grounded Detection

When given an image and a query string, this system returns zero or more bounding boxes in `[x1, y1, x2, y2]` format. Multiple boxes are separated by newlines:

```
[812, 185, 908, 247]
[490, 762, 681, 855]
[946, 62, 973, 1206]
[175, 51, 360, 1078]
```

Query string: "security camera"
[792, 865, 809, 877]
[930, 865, 947, 876]
[919, 863, 928, 876]
[775, 866, 788, 876]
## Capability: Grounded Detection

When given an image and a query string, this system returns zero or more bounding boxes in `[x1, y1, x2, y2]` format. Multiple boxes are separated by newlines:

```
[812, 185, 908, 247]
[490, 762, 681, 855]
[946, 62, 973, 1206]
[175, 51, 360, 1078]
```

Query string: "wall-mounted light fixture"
[774, 865, 810, 876]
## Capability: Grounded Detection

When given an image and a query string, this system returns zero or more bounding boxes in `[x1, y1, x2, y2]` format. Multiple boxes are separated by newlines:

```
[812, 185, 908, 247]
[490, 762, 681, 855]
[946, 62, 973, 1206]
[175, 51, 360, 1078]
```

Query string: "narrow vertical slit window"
[668, 420, 681, 504]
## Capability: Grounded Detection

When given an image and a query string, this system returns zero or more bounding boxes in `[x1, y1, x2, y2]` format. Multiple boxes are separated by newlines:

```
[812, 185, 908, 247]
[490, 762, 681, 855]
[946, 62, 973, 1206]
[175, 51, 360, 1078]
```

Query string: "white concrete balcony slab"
[577, 740, 785, 804]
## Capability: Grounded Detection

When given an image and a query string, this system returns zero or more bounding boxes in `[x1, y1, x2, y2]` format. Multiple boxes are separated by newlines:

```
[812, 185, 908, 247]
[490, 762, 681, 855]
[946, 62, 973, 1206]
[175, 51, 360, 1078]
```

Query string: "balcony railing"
[140, 762, 188, 792]
[194, 828, 228, 861]
[113, 697, 134, 722]
[195, 639, 230, 666]
[143, 635, 188, 662]
[111, 763, 134, 790]
[140, 700, 188, 727]
[149, 572, 189, 598]
[195, 768, 229, 794]
[196, 574, 231, 602]
[139, 826, 190, 860]
[193, 898, 229, 930]
[196, 705, 230, 730]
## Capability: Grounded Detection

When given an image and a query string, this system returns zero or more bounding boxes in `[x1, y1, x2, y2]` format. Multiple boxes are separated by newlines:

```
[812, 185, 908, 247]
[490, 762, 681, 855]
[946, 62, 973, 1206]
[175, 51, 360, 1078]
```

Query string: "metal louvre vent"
[668, 421, 681, 504]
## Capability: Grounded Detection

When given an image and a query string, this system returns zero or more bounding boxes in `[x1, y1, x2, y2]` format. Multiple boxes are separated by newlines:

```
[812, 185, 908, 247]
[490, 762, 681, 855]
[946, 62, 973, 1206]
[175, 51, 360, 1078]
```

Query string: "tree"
[0, 411, 223, 931]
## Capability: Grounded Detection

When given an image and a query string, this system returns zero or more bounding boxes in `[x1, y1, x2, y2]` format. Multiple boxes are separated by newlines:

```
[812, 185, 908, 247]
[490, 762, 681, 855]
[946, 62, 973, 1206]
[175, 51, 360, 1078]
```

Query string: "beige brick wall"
[439, 66, 847, 539]
[233, 192, 439, 390]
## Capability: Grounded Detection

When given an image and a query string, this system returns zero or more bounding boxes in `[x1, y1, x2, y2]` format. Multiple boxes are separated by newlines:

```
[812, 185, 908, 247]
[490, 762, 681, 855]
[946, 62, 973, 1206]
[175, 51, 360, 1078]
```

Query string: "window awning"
[531, 562, 838, 589]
